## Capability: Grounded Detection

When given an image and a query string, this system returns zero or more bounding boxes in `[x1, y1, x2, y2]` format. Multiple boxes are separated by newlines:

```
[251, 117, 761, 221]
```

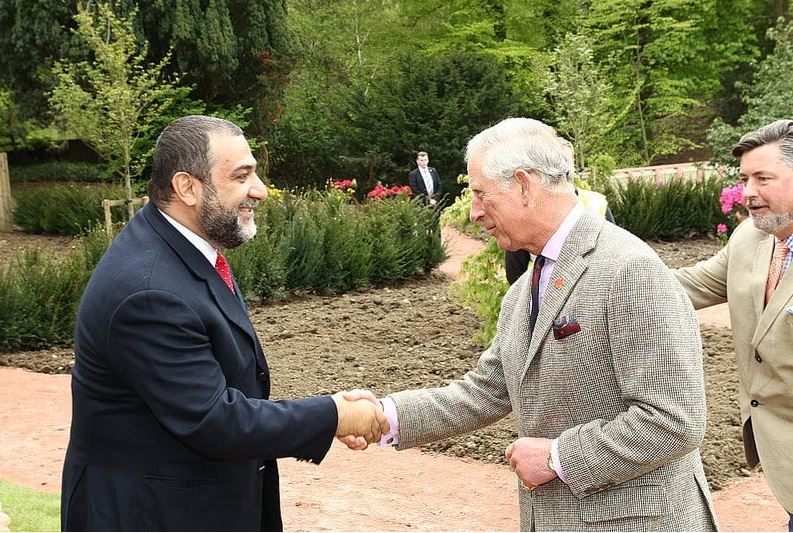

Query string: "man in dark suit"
[408, 151, 442, 205]
[61, 115, 388, 531]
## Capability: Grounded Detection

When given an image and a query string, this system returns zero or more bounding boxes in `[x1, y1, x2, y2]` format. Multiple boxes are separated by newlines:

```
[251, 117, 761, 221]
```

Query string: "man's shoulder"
[730, 218, 769, 244]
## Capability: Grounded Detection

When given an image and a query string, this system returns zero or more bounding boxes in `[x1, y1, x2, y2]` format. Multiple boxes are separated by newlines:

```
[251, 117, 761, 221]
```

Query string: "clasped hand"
[332, 390, 388, 450]
[505, 437, 557, 490]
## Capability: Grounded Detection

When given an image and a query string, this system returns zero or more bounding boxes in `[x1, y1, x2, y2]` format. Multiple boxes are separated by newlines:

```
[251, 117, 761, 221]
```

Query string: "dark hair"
[416, 151, 428, 158]
[148, 115, 243, 206]
[732, 119, 793, 168]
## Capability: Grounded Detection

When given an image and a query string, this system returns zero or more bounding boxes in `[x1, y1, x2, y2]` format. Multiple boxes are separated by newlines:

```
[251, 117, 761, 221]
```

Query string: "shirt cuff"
[378, 396, 400, 447]
[551, 438, 568, 484]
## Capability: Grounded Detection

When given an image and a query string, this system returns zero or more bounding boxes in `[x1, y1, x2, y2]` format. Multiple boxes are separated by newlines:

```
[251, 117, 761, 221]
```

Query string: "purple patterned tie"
[214, 251, 236, 294]
[529, 255, 546, 333]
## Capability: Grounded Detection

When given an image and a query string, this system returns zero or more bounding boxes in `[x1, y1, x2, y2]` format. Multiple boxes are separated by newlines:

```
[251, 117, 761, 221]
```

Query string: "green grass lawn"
[0, 480, 59, 532]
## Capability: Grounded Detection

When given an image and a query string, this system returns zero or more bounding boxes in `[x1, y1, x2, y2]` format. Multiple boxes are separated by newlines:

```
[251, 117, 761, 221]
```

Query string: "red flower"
[366, 183, 412, 200]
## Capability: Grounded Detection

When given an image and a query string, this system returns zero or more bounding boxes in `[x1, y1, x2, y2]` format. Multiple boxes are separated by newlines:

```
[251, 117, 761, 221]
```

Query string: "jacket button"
[755, 354, 762, 363]
[257, 371, 267, 381]
[751, 399, 759, 407]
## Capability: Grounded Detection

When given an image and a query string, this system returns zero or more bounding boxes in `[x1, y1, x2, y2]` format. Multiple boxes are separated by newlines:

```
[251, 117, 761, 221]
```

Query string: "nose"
[741, 178, 756, 202]
[470, 196, 484, 223]
[250, 174, 267, 200]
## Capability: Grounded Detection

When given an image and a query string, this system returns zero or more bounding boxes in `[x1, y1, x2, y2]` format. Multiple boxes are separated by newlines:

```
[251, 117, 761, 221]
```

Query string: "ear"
[514, 169, 533, 206]
[171, 171, 200, 207]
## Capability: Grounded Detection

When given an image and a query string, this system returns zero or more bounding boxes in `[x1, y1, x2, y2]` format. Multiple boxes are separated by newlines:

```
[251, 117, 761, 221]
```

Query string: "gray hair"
[732, 119, 793, 168]
[465, 117, 574, 192]
[149, 115, 244, 206]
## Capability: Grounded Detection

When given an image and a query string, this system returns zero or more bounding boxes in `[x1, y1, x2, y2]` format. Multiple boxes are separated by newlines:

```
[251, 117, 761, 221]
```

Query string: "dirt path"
[0, 227, 787, 531]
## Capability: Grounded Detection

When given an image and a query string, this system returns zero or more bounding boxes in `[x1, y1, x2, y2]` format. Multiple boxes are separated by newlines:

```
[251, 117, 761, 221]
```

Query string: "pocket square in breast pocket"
[786, 305, 793, 315]
[552, 314, 581, 340]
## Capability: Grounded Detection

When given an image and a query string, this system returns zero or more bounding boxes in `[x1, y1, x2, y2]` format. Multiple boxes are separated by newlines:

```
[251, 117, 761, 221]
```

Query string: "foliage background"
[2, 0, 790, 193]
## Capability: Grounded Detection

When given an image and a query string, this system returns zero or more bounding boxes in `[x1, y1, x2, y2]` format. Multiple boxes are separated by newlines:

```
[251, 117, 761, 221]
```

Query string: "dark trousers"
[788, 512, 792, 532]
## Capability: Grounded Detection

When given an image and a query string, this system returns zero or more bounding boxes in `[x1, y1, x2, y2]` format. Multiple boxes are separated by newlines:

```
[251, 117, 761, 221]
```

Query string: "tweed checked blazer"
[391, 212, 717, 531]
[675, 219, 793, 513]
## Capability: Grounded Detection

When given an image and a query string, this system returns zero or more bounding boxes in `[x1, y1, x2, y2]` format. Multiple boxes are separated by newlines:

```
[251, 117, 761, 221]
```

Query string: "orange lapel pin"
[553, 277, 565, 289]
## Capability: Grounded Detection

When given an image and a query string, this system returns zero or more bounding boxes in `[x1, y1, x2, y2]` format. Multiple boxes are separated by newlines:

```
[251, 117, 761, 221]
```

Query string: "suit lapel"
[753, 238, 793, 346]
[521, 213, 600, 378]
[750, 236, 773, 320]
[142, 204, 259, 346]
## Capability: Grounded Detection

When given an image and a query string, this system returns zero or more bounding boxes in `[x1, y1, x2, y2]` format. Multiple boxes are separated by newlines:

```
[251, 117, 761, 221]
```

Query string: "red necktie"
[214, 251, 236, 294]
[765, 240, 789, 305]
[529, 255, 546, 333]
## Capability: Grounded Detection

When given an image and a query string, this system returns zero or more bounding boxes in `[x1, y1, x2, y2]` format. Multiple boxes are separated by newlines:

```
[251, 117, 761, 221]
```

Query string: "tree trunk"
[775, 0, 789, 19]
[632, 10, 651, 164]
[124, 145, 134, 220]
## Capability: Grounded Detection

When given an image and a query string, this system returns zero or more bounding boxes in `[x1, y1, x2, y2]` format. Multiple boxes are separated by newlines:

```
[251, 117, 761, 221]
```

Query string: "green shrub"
[316, 193, 372, 293]
[439, 175, 488, 240]
[9, 161, 110, 183]
[0, 190, 445, 350]
[363, 196, 443, 284]
[228, 190, 445, 301]
[13, 183, 126, 235]
[449, 238, 508, 344]
[602, 175, 730, 240]
[0, 227, 111, 351]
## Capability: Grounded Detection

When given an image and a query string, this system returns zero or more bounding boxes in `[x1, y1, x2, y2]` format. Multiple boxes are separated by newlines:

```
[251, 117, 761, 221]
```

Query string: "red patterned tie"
[765, 240, 789, 305]
[214, 251, 236, 294]
[529, 255, 546, 333]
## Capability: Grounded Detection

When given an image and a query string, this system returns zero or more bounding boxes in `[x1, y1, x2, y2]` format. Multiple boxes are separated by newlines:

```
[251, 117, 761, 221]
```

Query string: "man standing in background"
[408, 151, 442, 205]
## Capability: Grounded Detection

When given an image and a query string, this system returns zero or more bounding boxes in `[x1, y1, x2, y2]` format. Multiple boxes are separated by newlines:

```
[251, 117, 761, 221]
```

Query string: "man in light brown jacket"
[675, 119, 793, 531]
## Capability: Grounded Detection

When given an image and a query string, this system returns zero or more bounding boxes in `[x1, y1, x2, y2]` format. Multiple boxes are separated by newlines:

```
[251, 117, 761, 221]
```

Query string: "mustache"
[239, 200, 259, 209]
[744, 198, 768, 209]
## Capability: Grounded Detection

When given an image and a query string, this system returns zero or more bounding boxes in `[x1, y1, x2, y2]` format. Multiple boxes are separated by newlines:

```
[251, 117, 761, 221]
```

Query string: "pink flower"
[719, 183, 744, 214]
[716, 223, 728, 234]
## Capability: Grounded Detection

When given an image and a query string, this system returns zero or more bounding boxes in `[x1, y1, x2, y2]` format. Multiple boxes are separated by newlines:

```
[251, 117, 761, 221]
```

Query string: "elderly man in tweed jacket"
[345, 118, 718, 531]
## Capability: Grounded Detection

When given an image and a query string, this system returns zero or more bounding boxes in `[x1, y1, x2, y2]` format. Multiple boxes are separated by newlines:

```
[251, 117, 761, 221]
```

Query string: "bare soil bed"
[0, 230, 746, 491]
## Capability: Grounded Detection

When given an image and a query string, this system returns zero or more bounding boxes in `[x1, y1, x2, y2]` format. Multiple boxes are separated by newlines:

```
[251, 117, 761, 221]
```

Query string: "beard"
[200, 185, 258, 249]
[746, 199, 793, 235]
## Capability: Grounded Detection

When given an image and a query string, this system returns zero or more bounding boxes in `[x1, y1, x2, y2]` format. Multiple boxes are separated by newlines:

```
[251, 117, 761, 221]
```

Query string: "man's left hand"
[505, 437, 557, 490]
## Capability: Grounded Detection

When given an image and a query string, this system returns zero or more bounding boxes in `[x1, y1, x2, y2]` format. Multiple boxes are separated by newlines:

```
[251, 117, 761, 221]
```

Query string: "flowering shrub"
[330, 179, 356, 191]
[366, 183, 412, 200]
[266, 185, 284, 202]
[327, 178, 357, 202]
[718, 182, 746, 238]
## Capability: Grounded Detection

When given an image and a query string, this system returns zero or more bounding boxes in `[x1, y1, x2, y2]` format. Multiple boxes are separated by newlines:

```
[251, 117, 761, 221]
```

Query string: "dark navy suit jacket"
[61, 203, 337, 531]
[408, 166, 442, 204]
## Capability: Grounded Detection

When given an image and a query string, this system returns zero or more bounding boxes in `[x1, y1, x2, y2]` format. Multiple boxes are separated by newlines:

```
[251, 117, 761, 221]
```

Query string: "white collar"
[159, 209, 217, 265]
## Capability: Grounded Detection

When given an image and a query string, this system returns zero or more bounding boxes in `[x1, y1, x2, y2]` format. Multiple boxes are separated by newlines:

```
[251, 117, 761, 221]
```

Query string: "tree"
[132, 0, 293, 135]
[50, 3, 175, 219]
[0, 0, 82, 120]
[545, 33, 613, 169]
[1, 0, 292, 137]
[708, 18, 793, 167]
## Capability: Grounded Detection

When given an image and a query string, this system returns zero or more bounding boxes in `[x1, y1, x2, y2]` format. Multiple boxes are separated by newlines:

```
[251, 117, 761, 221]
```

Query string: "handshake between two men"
[331, 390, 389, 446]
[331, 389, 558, 492]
